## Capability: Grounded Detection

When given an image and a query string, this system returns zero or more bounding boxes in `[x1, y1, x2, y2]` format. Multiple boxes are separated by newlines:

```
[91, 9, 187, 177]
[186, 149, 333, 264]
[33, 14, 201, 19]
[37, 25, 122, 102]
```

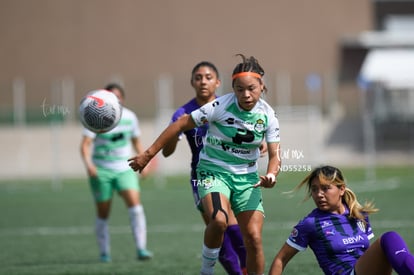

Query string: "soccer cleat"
[137, 249, 153, 260]
[100, 253, 112, 263]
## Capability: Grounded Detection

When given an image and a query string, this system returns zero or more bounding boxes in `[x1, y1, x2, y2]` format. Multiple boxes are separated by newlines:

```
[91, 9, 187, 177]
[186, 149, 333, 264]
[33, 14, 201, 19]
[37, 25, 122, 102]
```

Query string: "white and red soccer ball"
[79, 89, 122, 133]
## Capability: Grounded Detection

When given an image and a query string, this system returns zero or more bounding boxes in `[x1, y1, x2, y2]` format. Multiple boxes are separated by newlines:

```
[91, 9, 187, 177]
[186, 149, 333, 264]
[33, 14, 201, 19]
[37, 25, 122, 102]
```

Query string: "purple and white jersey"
[286, 207, 374, 275]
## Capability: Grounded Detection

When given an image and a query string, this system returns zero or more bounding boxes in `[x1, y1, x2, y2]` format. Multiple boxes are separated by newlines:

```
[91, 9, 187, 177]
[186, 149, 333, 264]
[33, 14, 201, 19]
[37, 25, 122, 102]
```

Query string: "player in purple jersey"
[162, 61, 248, 275]
[269, 165, 414, 275]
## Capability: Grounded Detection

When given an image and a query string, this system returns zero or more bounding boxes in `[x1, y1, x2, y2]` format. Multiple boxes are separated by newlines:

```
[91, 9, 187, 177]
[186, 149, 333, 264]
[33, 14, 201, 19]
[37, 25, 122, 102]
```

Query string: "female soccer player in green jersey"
[81, 83, 153, 262]
[129, 54, 281, 275]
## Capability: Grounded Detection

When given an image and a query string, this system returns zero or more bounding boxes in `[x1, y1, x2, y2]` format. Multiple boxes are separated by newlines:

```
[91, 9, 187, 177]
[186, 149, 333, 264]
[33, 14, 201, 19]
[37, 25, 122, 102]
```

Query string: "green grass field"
[1, 166, 413, 275]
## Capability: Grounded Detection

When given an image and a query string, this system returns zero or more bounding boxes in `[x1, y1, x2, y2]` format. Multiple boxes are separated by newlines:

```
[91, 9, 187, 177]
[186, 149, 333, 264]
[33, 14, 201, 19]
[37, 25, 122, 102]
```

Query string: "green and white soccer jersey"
[83, 107, 141, 172]
[191, 93, 280, 175]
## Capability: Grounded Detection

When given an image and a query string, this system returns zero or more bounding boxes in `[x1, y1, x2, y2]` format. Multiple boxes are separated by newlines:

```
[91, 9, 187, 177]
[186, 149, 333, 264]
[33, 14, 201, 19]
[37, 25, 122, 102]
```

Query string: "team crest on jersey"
[290, 228, 298, 238]
[254, 119, 265, 132]
[202, 178, 213, 190]
[357, 220, 366, 232]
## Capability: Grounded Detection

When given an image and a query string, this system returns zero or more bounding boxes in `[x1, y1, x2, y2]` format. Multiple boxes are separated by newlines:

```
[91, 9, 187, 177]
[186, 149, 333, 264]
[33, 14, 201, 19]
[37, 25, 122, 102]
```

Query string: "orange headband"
[232, 72, 262, 80]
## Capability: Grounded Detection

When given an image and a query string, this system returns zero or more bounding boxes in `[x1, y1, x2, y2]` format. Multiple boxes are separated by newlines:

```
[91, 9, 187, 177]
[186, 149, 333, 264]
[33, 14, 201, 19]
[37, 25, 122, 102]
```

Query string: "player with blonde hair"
[269, 165, 414, 275]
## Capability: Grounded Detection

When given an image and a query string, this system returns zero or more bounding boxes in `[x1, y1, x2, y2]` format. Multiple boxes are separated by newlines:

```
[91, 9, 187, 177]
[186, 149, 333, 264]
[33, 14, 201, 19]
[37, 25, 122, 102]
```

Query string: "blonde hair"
[293, 165, 378, 222]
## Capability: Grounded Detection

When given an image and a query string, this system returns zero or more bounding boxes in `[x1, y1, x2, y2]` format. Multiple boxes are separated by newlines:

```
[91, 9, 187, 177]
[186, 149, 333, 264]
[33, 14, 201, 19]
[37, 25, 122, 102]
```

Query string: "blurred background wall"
[1, 0, 413, 181]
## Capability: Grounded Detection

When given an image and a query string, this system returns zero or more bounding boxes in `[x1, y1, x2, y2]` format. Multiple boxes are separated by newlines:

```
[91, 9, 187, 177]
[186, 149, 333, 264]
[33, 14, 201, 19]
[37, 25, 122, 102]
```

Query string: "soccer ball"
[79, 89, 122, 133]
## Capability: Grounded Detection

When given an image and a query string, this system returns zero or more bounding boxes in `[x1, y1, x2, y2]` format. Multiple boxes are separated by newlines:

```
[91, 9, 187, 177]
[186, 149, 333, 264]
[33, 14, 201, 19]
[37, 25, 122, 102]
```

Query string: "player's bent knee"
[243, 231, 262, 248]
[208, 217, 228, 232]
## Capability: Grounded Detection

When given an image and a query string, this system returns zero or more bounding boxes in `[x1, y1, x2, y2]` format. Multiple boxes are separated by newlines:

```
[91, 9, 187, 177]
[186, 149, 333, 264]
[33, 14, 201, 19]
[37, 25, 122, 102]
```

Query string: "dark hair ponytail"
[231, 54, 267, 92]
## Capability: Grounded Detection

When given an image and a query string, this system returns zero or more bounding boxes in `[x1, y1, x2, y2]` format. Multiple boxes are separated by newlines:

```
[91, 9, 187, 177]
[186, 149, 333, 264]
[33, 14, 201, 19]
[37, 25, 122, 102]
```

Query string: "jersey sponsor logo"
[321, 221, 333, 228]
[111, 133, 124, 142]
[224, 116, 259, 132]
[221, 143, 251, 155]
[232, 129, 254, 144]
[342, 235, 364, 245]
[230, 147, 251, 154]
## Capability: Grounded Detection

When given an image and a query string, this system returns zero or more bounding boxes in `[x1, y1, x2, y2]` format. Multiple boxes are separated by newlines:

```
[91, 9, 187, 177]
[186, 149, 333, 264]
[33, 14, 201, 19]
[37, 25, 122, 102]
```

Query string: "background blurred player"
[80, 83, 153, 262]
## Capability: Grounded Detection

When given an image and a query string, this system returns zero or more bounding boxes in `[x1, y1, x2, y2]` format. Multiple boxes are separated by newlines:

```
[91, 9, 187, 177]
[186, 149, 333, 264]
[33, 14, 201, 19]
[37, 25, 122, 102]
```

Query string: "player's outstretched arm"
[162, 135, 179, 157]
[269, 243, 298, 275]
[128, 114, 195, 172]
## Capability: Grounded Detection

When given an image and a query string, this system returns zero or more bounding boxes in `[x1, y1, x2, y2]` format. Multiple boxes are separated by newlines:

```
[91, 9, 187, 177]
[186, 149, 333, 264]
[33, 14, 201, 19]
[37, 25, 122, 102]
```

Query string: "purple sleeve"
[171, 108, 186, 123]
[286, 217, 313, 251]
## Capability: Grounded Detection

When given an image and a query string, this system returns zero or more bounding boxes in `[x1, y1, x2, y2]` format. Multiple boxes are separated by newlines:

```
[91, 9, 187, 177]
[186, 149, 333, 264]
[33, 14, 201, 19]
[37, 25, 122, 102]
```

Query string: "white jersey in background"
[82, 107, 141, 172]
